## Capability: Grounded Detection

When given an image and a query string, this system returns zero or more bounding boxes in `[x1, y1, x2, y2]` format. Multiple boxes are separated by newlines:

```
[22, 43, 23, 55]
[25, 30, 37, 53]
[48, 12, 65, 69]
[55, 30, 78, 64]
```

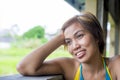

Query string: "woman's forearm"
[17, 33, 64, 75]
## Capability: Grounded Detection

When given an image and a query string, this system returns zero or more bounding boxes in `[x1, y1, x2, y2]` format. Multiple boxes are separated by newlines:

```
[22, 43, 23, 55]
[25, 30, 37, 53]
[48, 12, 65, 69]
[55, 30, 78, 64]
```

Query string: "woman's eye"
[77, 34, 84, 39]
[65, 40, 71, 45]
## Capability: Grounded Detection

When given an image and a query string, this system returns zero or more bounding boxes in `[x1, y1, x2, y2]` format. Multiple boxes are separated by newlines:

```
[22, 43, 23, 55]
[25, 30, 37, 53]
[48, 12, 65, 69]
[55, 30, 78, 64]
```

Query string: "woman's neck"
[82, 54, 104, 74]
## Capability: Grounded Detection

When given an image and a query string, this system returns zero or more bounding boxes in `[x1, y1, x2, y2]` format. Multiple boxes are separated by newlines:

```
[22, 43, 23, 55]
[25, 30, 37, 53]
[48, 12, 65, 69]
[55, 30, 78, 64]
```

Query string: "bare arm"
[110, 55, 120, 80]
[114, 55, 120, 80]
[16, 32, 65, 75]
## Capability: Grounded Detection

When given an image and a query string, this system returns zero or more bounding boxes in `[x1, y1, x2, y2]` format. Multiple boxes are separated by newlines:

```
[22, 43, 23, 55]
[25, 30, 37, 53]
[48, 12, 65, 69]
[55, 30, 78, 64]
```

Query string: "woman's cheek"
[80, 36, 91, 47]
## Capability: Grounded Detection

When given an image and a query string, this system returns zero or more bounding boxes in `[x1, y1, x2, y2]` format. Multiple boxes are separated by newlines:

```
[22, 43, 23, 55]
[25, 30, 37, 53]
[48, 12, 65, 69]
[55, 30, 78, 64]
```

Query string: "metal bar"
[0, 74, 64, 80]
[96, 0, 108, 56]
[115, 22, 120, 55]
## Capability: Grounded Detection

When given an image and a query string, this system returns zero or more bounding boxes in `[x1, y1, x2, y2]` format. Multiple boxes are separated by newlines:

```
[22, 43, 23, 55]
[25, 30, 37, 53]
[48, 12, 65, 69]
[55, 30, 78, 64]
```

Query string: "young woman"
[17, 12, 120, 80]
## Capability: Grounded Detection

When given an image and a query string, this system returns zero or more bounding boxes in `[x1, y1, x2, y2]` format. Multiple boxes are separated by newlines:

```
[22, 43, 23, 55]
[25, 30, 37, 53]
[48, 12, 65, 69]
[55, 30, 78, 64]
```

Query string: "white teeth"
[76, 52, 81, 56]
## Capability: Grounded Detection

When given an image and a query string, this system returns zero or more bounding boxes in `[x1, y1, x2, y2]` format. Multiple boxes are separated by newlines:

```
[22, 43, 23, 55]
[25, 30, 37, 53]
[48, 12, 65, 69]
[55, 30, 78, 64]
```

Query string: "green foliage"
[0, 56, 21, 75]
[0, 47, 71, 75]
[11, 25, 48, 49]
[40, 38, 48, 43]
[0, 47, 31, 56]
[23, 25, 45, 39]
[0, 48, 32, 75]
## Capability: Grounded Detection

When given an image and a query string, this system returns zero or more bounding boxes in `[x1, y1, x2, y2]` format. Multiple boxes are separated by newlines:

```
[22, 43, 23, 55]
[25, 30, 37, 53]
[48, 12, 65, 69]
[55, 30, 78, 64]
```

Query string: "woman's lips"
[75, 50, 86, 58]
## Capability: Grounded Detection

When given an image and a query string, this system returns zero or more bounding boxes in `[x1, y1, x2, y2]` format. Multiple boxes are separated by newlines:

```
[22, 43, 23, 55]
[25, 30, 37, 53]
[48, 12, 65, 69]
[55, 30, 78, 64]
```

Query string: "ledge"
[0, 74, 64, 80]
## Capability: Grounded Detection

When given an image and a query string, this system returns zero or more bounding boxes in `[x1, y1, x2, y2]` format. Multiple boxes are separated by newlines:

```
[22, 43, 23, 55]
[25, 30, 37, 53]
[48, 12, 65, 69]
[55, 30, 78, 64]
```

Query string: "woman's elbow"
[16, 64, 26, 75]
[16, 63, 31, 76]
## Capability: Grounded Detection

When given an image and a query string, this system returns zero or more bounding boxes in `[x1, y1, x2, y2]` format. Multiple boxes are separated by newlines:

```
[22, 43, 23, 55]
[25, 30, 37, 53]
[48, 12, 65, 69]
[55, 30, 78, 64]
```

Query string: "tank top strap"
[80, 64, 84, 80]
[74, 64, 84, 80]
[102, 58, 112, 80]
[74, 65, 80, 80]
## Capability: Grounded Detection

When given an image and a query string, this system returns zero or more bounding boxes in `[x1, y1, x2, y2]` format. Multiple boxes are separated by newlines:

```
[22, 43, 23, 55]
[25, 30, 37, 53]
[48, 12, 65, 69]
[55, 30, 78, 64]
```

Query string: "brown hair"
[62, 12, 105, 54]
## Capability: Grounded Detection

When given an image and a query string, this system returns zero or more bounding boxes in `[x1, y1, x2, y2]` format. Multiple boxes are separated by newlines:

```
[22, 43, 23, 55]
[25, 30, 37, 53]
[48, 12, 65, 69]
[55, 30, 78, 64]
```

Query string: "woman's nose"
[72, 40, 80, 50]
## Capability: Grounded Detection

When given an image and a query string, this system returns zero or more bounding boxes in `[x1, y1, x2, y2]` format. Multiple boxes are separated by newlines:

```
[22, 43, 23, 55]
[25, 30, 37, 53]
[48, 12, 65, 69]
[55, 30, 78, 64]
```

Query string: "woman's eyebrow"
[64, 30, 85, 40]
[73, 30, 85, 36]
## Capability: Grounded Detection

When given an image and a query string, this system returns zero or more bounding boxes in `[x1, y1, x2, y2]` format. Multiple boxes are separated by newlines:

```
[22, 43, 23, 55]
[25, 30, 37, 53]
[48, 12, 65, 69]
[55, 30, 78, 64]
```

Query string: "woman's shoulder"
[54, 57, 79, 66]
[107, 55, 120, 64]
[105, 55, 120, 67]
[106, 55, 120, 78]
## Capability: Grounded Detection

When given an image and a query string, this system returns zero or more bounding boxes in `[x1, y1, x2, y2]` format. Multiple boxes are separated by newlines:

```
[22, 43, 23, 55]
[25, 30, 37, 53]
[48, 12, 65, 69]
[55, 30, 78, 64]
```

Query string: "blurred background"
[0, 0, 79, 75]
[0, 0, 120, 76]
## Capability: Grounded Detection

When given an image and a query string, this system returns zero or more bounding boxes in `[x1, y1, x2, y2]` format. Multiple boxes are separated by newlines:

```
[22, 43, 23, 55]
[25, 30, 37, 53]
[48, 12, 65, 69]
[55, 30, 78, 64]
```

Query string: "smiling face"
[64, 22, 99, 63]
[62, 13, 105, 55]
